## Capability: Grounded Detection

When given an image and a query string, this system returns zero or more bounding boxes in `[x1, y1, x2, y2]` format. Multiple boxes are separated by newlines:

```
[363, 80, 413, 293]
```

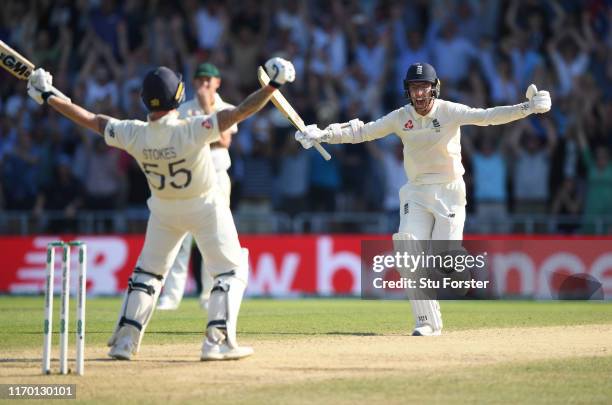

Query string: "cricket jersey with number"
[345, 99, 530, 185]
[103, 111, 220, 199]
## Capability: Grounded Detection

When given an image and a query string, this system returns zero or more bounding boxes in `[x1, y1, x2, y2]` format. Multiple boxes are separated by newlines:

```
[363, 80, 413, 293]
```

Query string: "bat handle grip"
[314, 142, 331, 161]
[51, 85, 71, 103]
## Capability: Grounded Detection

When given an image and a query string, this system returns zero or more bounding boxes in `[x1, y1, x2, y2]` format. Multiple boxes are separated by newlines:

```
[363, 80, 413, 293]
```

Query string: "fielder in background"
[158, 63, 239, 311]
[295, 62, 551, 336]
[27, 56, 295, 360]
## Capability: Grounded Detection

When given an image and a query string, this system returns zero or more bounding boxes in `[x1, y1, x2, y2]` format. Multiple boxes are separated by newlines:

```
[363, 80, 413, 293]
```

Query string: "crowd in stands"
[0, 0, 610, 234]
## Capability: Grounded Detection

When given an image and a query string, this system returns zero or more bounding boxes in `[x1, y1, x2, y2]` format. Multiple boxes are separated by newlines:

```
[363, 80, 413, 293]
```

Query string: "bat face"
[257, 67, 306, 131]
[0, 42, 34, 80]
[257, 65, 331, 160]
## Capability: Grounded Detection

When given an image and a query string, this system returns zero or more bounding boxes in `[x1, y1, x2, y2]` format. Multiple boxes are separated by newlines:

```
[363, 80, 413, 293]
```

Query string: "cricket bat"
[0, 40, 71, 102]
[257, 66, 331, 160]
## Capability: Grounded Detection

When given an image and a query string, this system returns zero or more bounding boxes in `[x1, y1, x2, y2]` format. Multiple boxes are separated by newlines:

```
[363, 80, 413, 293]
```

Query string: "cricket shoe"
[201, 340, 254, 361]
[157, 296, 179, 311]
[412, 325, 441, 336]
[108, 326, 138, 360]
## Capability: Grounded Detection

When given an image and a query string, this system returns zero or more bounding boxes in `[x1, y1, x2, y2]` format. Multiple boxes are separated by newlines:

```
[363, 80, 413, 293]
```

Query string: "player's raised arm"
[216, 57, 295, 132]
[294, 110, 398, 150]
[27, 68, 115, 136]
[451, 84, 551, 127]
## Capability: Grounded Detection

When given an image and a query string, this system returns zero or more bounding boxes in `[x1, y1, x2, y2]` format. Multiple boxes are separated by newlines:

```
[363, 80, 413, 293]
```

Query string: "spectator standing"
[509, 118, 557, 217]
[576, 124, 612, 233]
[33, 155, 84, 233]
[463, 130, 509, 233]
[2, 131, 40, 210]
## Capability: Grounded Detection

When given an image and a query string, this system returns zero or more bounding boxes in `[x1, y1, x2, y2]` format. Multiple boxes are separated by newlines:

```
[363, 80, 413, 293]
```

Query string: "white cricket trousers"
[160, 170, 232, 304]
[139, 186, 241, 281]
[394, 179, 467, 333]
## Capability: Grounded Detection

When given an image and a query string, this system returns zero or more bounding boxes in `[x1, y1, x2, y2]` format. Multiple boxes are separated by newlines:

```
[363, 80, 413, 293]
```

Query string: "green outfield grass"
[1, 297, 611, 404]
[1, 297, 612, 350]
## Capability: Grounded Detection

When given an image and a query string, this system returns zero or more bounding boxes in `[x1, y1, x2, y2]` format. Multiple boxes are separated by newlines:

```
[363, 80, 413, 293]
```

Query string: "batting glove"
[264, 57, 295, 88]
[525, 84, 551, 114]
[27, 68, 54, 105]
[295, 124, 326, 149]
[27, 82, 44, 105]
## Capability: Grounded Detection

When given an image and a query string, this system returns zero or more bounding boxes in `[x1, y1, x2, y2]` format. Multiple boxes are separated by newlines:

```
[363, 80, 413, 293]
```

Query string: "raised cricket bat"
[0, 40, 70, 102]
[257, 66, 331, 160]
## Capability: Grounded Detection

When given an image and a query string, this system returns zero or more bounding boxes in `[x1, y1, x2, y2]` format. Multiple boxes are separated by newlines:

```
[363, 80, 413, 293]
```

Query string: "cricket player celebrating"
[27, 57, 295, 359]
[295, 63, 551, 336]
[158, 63, 238, 311]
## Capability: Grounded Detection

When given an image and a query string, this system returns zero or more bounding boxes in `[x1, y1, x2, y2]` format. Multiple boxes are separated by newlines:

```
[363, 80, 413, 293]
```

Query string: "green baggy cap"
[194, 63, 220, 78]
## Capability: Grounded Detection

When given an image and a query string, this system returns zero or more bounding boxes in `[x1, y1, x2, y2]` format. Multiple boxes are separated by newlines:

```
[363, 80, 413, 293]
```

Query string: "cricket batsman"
[27, 57, 295, 359]
[295, 63, 551, 336]
[158, 63, 239, 311]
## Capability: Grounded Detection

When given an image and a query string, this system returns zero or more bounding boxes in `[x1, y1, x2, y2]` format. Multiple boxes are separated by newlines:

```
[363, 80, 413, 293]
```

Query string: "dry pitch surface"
[1, 298, 611, 404]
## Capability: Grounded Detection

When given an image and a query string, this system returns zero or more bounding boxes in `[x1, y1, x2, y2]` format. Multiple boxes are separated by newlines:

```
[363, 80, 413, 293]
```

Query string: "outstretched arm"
[28, 68, 115, 136]
[216, 86, 276, 132]
[295, 109, 399, 150]
[454, 84, 551, 127]
[48, 96, 114, 136]
[216, 57, 295, 132]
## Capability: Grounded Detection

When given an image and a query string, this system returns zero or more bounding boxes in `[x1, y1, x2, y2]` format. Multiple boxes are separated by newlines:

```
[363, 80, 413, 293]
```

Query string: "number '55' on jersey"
[104, 111, 220, 199]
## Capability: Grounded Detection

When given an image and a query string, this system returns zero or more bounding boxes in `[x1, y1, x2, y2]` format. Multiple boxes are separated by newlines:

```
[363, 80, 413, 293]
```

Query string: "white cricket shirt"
[104, 111, 220, 199]
[356, 99, 529, 184]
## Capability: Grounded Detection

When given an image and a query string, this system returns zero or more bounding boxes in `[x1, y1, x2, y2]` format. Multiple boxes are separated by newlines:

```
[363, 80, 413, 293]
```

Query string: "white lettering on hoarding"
[11, 236, 128, 296]
[317, 236, 361, 295]
[3, 236, 612, 299]
[492, 253, 536, 297]
[79, 237, 128, 295]
[247, 253, 299, 296]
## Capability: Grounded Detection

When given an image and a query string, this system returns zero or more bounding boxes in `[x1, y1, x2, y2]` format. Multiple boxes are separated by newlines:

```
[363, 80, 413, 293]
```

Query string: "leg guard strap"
[214, 270, 236, 279]
[207, 319, 227, 329]
[134, 266, 164, 281]
[206, 249, 249, 349]
[108, 267, 164, 353]
[129, 281, 157, 295]
[119, 317, 143, 331]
